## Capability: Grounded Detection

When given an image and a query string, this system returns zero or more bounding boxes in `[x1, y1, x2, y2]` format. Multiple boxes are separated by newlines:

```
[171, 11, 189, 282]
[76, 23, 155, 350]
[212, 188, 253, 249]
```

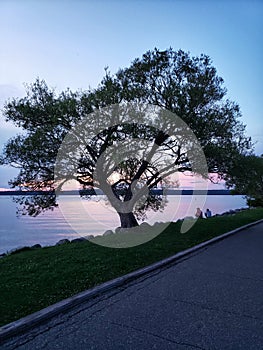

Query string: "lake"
[0, 194, 247, 254]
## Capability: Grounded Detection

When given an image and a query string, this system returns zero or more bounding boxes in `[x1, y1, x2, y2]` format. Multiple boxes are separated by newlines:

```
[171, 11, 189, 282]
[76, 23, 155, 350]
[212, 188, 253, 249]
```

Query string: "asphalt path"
[2, 222, 263, 349]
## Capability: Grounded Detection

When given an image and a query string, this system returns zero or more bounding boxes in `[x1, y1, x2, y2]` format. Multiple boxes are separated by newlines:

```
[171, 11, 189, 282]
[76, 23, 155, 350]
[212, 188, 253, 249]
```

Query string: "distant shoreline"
[0, 189, 232, 196]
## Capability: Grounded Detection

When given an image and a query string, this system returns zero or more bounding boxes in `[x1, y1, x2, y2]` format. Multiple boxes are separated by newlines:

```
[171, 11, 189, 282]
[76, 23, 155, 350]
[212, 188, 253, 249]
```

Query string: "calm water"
[0, 195, 247, 254]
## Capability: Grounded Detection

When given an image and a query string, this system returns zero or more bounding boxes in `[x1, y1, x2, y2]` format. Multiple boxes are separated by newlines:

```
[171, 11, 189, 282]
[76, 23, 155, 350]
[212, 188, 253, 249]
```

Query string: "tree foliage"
[0, 49, 253, 227]
[1, 79, 84, 189]
[227, 155, 263, 207]
[113, 48, 252, 176]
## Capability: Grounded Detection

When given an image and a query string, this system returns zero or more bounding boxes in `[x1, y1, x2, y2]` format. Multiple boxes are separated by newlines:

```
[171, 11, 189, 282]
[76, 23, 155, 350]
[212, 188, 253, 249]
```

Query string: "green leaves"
[0, 48, 254, 222]
[227, 155, 263, 206]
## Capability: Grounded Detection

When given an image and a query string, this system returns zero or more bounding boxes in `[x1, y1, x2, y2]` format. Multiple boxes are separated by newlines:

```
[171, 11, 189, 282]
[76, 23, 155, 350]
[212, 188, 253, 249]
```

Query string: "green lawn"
[0, 208, 263, 327]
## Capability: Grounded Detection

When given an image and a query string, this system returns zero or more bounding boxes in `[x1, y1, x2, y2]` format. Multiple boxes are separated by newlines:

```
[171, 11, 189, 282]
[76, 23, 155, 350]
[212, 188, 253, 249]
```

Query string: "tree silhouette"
[0, 49, 252, 228]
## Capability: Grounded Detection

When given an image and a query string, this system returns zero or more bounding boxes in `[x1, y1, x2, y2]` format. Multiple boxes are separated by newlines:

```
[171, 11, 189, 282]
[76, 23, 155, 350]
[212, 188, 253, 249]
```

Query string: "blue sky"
[0, 0, 262, 188]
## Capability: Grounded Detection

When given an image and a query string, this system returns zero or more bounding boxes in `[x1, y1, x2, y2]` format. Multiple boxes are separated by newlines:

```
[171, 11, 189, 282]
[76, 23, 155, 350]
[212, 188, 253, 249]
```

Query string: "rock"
[153, 221, 167, 228]
[55, 239, 70, 246]
[71, 237, 87, 243]
[139, 222, 151, 230]
[115, 227, 122, 234]
[117, 227, 133, 234]
[8, 246, 31, 255]
[103, 230, 114, 236]
[31, 244, 42, 249]
[115, 224, 151, 235]
[84, 235, 94, 240]
[183, 216, 194, 221]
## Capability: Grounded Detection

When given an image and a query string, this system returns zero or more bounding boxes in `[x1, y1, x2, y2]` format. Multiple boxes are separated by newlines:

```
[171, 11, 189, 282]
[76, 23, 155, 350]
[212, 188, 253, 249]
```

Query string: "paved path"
[2, 223, 263, 349]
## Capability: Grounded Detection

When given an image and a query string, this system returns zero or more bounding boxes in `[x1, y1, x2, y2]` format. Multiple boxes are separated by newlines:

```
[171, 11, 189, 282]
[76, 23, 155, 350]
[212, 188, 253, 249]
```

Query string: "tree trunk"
[117, 212, 139, 228]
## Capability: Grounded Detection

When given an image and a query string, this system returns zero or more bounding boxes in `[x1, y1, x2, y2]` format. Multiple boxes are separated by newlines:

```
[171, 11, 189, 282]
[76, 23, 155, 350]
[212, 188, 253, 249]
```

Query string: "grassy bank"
[1, 208, 263, 327]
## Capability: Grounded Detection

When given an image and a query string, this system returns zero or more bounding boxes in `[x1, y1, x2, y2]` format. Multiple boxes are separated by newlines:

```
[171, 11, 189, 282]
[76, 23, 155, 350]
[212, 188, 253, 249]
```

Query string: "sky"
[0, 0, 262, 189]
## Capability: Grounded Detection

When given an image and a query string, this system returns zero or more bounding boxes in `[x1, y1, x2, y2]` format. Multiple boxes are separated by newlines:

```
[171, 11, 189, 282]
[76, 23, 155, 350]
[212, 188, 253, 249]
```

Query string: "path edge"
[1, 218, 263, 342]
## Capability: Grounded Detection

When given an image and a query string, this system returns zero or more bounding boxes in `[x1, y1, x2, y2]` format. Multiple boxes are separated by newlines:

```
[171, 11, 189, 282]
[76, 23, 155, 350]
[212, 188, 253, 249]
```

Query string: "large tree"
[0, 49, 252, 228]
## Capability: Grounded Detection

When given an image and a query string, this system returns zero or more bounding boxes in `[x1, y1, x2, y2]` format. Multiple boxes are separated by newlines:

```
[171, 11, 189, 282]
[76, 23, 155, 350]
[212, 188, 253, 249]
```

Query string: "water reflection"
[0, 195, 247, 253]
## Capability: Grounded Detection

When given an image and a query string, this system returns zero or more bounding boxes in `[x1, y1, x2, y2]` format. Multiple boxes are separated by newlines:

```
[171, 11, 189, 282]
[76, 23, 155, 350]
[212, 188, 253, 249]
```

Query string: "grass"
[0, 207, 263, 327]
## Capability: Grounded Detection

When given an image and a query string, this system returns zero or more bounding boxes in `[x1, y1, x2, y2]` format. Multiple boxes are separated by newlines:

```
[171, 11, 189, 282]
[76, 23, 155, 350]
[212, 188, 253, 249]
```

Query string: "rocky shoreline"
[0, 207, 248, 258]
